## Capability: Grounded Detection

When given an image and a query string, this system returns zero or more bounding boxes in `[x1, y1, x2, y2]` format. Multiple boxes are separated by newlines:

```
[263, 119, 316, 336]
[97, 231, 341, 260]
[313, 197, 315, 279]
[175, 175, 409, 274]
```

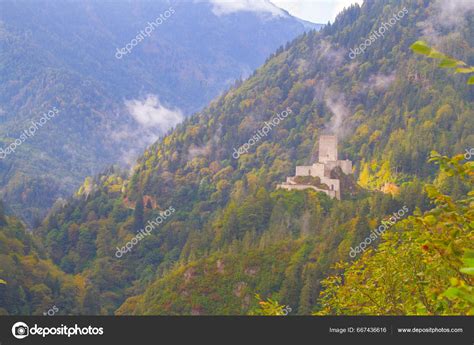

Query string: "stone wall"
[318, 135, 338, 164]
[276, 183, 338, 199]
[278, 134, 350, 200]
[295, 165, 313, 176]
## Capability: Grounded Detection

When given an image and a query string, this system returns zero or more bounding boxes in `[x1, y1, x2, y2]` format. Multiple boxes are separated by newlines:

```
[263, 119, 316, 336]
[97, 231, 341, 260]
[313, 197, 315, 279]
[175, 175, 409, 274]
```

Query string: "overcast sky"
[271, 0, 363, 23]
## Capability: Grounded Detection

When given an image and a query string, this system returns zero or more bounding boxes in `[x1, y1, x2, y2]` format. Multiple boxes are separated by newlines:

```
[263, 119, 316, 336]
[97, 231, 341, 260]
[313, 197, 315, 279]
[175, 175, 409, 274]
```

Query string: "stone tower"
[277, 134, 352, 200]
[318, 135, 338, 164]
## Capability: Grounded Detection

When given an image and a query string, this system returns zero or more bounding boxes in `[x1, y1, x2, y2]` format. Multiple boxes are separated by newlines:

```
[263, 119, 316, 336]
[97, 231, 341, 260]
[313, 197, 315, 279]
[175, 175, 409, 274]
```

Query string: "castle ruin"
[277, 135, 352, 199]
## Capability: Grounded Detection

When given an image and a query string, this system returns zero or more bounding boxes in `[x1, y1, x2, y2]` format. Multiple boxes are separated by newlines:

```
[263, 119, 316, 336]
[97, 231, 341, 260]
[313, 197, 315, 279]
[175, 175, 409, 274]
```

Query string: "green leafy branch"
[443, 250, 474, 313]
[251, 294, 288, 316]
[410, 40, 474, 85]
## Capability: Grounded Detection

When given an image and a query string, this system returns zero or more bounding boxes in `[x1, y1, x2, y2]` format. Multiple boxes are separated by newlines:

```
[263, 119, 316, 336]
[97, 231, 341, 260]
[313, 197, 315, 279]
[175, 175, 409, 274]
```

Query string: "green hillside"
[0, 201, 86, 315]
[0, 0, 315, 224]
[31, 0, 473, 315]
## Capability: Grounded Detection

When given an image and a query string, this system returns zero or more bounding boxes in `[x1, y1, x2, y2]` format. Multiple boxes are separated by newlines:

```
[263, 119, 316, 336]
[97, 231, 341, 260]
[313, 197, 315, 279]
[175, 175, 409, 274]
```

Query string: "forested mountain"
[0, 201, 86, 315]
[4, 0, 473, 315]
[316, 153, 473, 315]
[0, 0, 318, 224]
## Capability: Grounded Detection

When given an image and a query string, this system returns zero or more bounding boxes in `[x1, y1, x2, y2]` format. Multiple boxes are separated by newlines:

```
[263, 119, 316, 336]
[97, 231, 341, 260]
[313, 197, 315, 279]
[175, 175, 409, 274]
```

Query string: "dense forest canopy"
[1, 0, 472, 316]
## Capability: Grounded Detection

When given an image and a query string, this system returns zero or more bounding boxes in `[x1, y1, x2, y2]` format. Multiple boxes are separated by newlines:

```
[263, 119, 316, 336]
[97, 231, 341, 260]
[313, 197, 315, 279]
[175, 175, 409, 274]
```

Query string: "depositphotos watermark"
[464, 148, 473, 160]
[0, 106, 60, 160]
[349, 7, 408, 59]
[349, 205, 409, 258]
[12, 321, 103, 339]
[115, 6, 175, 59]
[115, 206, 175, 258]
[43, 305, 59, 316]
[232, 108, 292, 159]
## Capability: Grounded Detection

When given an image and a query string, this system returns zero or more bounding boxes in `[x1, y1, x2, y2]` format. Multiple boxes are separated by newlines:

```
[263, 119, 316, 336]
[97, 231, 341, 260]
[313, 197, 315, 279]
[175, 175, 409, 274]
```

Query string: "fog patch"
[418, 0, 474, 43]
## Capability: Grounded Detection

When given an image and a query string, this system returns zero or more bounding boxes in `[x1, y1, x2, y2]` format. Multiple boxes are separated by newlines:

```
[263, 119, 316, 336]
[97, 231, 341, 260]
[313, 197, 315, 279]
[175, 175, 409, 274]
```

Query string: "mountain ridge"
[0, 0, 319, 224]
[1, 0, 472, 316]
[39, 0, 473, 315]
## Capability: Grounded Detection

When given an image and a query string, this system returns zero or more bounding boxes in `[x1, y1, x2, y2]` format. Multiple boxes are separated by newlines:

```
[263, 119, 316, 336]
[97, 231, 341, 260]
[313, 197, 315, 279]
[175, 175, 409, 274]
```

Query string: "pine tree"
[133, 198, 144, 231]
[83, 287, 100, 314]
[0, 201, 6, 226]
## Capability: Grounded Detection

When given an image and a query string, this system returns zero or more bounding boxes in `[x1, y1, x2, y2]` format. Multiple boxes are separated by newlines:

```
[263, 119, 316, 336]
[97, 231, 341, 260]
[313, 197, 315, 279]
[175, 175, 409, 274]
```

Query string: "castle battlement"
[277, 135, 352, 199]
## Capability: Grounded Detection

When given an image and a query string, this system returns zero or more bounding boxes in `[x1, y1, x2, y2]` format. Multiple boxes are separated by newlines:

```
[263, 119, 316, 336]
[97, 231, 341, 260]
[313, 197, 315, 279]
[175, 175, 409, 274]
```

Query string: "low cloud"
[324, 91, 352, 139]
[316, 40, 346, 68]
[125, 95, 183, 132]
[418, 0, 474, 43]
[109, 127, 158, 166]
[186, 125, 222, 161]
[109, 95, 184, 166]
[188, 144, 211, 160]
[368, 72, 396, 91]
[207, 0, 287, 17]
